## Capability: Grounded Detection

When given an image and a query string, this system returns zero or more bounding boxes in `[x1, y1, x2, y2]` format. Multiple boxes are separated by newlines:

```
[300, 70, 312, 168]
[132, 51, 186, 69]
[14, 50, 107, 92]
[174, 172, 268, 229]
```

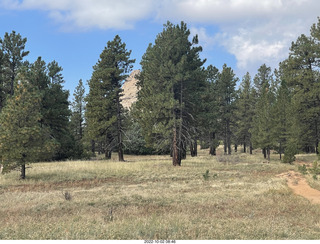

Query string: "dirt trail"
[278, 170, 320, 204]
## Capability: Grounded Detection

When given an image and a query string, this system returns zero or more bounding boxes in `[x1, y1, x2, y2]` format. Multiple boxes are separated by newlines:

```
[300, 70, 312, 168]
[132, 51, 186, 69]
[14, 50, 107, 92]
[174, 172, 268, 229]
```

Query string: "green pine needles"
[0, 77, 58, 179]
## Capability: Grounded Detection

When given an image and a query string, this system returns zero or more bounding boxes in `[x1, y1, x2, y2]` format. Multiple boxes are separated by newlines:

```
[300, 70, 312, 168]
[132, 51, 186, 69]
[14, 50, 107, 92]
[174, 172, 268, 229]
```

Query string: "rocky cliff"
[121, 70, 140, 109]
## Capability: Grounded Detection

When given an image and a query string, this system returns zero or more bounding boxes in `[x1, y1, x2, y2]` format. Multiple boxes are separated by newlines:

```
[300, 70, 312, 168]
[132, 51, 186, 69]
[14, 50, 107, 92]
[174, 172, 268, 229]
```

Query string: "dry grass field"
[1, 146, 320, 240]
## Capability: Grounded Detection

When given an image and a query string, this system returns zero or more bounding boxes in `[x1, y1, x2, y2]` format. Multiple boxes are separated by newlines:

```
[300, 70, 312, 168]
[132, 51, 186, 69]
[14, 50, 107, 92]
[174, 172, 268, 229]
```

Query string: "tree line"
[1, 18, 320, 179]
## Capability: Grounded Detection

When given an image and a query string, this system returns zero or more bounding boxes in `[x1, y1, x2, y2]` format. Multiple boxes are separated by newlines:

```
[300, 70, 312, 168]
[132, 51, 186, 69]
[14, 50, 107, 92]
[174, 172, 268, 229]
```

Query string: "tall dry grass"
[0, 146, 319, 240]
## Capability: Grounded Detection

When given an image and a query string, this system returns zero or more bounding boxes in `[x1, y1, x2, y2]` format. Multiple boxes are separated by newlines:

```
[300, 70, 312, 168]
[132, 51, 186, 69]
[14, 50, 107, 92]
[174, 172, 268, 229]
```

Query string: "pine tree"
[0, 47, 5, 109]
[0, 75, 57, 179]
[0, 31, 29, 96]
[272, 69, 292, 160]
[70, 79, 86, 158]
[216, 64, 238, 155]
[251, 65, 276, 161]
[235, 72, 255, 154]
[123, 106, 153, 155]
[254, 64, 272, 95]
[86, 35, 134, 161]
[70, 79, 85, 140]
[136, 21, 205, 166]
[198, 65, 220, 155]
[28, 57, 73, 160]
[282, 21, 320, 154]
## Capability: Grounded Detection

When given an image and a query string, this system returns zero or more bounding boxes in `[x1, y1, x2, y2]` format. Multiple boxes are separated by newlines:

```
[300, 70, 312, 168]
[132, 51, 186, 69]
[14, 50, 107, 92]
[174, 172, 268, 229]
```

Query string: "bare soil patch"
[277, 170, 320, 204]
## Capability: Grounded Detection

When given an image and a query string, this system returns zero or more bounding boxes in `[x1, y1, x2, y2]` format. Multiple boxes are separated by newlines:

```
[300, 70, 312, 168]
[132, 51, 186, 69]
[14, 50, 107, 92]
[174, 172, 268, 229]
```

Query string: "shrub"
[282, 141, 296, 164]
[203, 170, 210, 181]
[298, 164, 308, 175]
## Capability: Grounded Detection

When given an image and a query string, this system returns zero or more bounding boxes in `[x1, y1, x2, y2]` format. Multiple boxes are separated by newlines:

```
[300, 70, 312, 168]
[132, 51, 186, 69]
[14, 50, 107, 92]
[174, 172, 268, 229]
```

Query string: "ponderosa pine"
[86, 35, 134, 161]
[0, 31, 29, 96]
[136, 21, 205, 166]
[235, 72, 255, 154]
[0, 74, 57, 179]
[216, 64, 238, 155]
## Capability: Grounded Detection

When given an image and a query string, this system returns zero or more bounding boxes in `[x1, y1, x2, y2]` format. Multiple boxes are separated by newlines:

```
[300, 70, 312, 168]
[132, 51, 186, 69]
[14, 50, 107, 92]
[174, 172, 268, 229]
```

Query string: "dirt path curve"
[277, 170, 320, 204]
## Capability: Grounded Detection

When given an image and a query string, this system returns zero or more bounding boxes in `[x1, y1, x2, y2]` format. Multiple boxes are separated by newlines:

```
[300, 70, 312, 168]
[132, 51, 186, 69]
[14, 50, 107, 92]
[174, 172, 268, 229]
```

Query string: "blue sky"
[1, 0, 320, 99]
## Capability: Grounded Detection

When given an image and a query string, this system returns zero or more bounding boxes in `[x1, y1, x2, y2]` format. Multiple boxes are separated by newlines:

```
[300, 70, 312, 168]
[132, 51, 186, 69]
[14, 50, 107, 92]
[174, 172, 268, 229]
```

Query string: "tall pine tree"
[70, 79, 86, 158]
[282, 20, 320, 154]
[70, 79, 85, 142]
[216, 64, 238, 155]
[0, 74, 57, 179]
[235, 72, 255, 154]
[251, 64, 276, 161]
[28, 57, 73, 160]
[0, 31, 29, 96]
[86, 35, 134, 161]
[272, 69, 292, 160]
[199, 65, 220, 155]
[136, 21, 206, 166]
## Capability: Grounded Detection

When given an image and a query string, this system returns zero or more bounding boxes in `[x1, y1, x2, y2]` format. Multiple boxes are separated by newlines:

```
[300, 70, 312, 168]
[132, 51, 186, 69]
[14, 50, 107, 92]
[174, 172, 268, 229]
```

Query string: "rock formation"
[121, 70, 140, 109]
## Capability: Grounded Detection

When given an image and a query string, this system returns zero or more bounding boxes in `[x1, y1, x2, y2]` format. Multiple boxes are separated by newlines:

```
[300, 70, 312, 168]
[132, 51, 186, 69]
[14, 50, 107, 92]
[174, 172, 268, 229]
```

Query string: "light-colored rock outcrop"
[121, 70, 140, 109]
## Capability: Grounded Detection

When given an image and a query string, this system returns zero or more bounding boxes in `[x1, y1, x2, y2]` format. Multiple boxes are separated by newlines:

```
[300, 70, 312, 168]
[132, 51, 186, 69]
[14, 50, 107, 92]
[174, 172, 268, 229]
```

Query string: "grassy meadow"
[1, 146, 320, 240]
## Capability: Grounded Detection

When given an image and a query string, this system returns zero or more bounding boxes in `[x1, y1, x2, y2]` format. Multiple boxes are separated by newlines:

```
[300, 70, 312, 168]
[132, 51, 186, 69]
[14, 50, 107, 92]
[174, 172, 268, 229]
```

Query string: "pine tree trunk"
[20, 164, 26, 180]
[190, 142, 194, 157]
[226, 120, 231, 155]
[209, 132, 216, 156]
[227, 124, 231, 155]
[316, 119, 319, 154]
[263, 148, 267, 159]
[228, 143, 231, 155]
[209, 146, 216, 155]
[105, 150, 111, 159]
[190, 139, 197, 157]
[267, 148, 271, 161]
[105, 133, 113, 159]
[98, 142, 102, 155]
[279, 142, 282, 160]
[79, 104, 83, 140]
[224, 141, 227, 155]
[181, 144, 186, 159]
[250, 142, 253, 155]
[11, 73, 15, 96]
[91, 140, 95, 155]
[178, 80, 183, 162]
[116, 95, 124, 162]
[243, 142, 246, 153]
[234, 144, 237, 152]
[209, 147, 216, 155]
[172, 127, 180, 166]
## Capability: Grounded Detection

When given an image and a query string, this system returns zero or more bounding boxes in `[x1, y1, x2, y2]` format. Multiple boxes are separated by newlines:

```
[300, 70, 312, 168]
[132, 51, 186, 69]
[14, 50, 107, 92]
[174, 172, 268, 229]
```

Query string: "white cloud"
[1, 0, 154, 30]
[2, 0, 320, 74]
[159, 0, 320, 74]
[189, 26, 216, 49]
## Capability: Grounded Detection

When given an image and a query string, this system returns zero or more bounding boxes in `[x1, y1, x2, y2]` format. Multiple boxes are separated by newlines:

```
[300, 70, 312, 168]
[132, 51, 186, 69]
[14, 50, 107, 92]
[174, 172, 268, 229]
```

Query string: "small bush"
[203, 170, 210, 181]
[202, 170, 218, 181]
[63, 191, 72, 201]
[282, 142, 296, 164]
[310, 161, 320, 175]
[298, 164, 308, 175]
[297, 161, 320, 180]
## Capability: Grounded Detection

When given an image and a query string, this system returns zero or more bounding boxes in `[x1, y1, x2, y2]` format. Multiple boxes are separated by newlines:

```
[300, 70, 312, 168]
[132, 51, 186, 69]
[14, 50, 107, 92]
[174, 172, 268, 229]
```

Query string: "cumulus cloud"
[1, 0, 154, 30]
[2, 0, 320, 73]
[156, 0, 320, 74]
